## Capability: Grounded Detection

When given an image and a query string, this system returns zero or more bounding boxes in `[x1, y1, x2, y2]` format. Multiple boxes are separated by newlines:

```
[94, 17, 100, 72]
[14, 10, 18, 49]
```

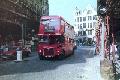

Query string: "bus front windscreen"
[38, 35, 65, 44]
[38, 36, 49, 44]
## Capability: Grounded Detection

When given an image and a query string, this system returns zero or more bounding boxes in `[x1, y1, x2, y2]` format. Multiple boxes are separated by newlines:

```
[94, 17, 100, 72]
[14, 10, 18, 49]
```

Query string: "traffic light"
[97, 0, 107, 17]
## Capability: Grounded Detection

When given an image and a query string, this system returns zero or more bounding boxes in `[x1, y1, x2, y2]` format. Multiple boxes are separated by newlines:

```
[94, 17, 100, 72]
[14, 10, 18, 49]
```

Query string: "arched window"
[87, 10, 92, 14]
[79, 11, 81, 15]
[93, 15, 97, 20]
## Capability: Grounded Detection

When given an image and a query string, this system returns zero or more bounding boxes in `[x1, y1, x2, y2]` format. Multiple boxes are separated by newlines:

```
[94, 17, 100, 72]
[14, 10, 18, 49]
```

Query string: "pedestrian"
[110, 42, 117, 61]
[116, 44, 120, 60]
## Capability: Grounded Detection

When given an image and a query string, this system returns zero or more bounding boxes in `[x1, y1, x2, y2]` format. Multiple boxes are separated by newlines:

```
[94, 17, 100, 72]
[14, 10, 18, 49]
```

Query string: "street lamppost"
[21, 24, 24, 47]
[97, 1, 107, 60]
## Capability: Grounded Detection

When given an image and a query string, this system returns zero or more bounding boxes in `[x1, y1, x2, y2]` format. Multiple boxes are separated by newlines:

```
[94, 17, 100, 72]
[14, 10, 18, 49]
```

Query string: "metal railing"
[112, 60, 120, 80]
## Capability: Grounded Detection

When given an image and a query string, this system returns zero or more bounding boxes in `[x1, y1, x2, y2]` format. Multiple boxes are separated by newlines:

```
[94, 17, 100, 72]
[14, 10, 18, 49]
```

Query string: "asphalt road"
[0, 46, 101, 80]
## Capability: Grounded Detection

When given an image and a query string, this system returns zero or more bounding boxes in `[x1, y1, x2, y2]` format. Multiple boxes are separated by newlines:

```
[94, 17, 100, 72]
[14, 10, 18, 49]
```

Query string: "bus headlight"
[39, 50, 42, 53]
[57, 50, 60, 53]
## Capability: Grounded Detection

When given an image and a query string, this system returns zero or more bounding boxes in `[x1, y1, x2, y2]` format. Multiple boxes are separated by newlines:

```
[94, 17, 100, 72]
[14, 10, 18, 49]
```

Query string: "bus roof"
[41, 15, 63, 19]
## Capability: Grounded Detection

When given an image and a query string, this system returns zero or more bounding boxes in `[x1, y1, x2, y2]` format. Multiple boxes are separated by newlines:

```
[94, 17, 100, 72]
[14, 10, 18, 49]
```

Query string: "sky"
[49, 0, 97, 25]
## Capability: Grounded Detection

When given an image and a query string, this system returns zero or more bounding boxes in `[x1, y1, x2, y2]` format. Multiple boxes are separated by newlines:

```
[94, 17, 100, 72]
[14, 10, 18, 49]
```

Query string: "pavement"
[77, 46, 102, 80]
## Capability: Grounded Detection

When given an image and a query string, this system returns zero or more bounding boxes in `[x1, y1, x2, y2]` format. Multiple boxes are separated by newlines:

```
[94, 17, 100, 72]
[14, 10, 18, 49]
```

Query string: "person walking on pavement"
[110, 42, 117, 61]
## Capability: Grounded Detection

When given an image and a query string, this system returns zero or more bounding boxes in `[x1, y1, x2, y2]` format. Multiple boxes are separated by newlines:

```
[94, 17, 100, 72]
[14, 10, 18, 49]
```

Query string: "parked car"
[1, 47, 31, 60]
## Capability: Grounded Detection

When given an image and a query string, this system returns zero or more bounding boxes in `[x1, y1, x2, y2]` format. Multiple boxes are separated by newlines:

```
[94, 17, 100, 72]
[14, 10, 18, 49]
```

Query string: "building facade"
[74, 5, 97, 42]
[0, 0, 49, 45]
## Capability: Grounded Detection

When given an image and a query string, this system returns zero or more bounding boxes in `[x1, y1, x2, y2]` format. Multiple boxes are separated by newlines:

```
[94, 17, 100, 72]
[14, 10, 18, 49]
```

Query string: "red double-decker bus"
[37, 15, 76, 59]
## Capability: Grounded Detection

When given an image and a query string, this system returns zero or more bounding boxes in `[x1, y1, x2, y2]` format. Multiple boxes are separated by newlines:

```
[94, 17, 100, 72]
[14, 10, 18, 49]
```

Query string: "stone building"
[74, 4, 97, 42]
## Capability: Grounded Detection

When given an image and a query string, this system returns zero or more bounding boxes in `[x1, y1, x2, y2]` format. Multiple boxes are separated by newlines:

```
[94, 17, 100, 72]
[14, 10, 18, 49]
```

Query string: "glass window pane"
[83, 23, 86, 28]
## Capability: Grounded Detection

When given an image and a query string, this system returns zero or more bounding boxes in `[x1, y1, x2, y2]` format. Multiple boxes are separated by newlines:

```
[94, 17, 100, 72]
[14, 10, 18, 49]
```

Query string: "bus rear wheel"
[58, 50, 65, 60]
[72, 49, 75, 55]
[72, 47, 76, 55]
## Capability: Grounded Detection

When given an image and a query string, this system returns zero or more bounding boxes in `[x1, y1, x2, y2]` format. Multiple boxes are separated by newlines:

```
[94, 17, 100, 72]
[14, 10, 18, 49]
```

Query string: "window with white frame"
[90, 30, 92, 35]
[90, 23, 92, 28]
[90, 16, 92, 20]
[80, 24, 82, 29]
[76, 12, 78, 16]
[80, 17, 82, 22]
[88, 30, 89, 35]
[88, 23, 89, 28]
[88, 16, 92, 20]
[83, 23, 86, 28]
[88, 30, 92, 35]
[79, 11, 81, 15]
[78, 24, 79, 29]
[83, 31, 86, 35]
[78, 31, 82, 36]
[83, 17, 86, 21]
[93, 22, 96, 28]
[93, 15, 97, 20]
[77, 17, 79, 22]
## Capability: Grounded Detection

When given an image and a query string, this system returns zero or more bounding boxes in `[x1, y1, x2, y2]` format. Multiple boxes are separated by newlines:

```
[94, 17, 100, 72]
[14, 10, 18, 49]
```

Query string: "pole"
[31, 29, 35, 52]
[22, 24, 24, 47]
[100, 19, 105, 61]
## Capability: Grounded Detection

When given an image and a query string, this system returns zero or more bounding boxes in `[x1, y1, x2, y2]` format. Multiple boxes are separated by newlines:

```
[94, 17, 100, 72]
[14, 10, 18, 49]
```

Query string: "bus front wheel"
[39, 54, 44, 60]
